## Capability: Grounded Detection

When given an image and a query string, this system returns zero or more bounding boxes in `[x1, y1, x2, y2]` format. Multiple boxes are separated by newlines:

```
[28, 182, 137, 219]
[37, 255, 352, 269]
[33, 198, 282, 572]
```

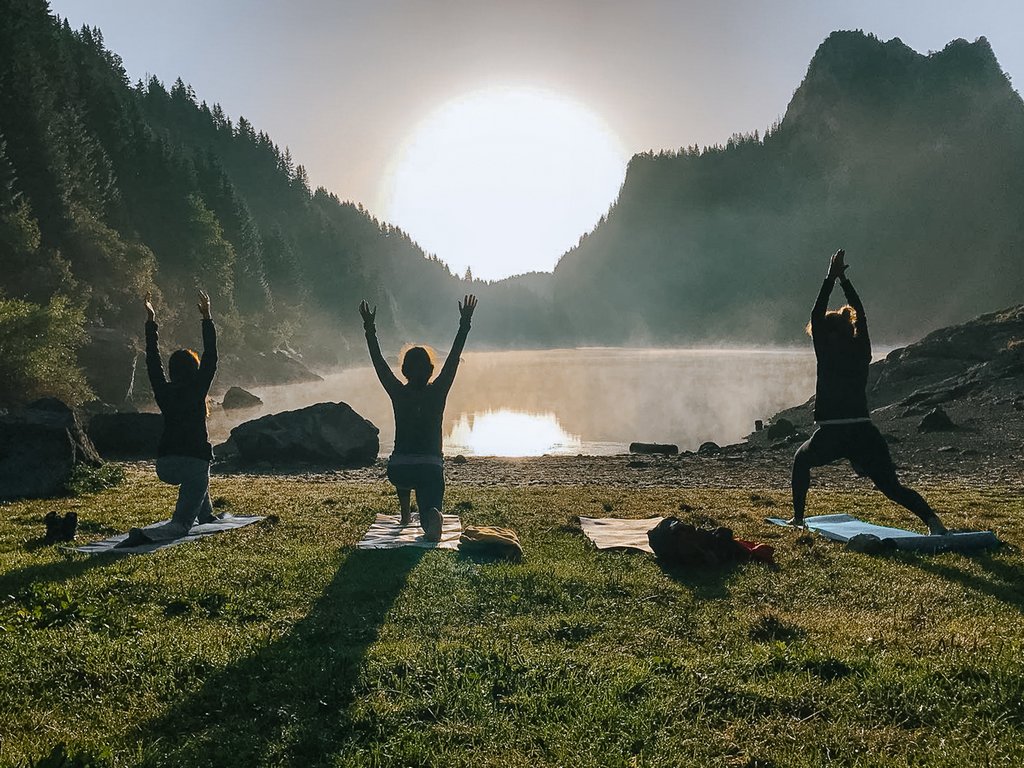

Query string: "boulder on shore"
[918, 407, 956, 433]
[87, 412, 163, 459]
[0, 399, 102, 501]
[222, 386, 263, 411]
[230, 402, 379, 467]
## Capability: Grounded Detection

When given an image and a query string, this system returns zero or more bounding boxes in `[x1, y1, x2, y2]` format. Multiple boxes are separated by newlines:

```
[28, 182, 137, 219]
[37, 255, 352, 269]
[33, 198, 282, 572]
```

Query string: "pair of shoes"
[43, 511, 78, 543]
[421, 507, 443, 542]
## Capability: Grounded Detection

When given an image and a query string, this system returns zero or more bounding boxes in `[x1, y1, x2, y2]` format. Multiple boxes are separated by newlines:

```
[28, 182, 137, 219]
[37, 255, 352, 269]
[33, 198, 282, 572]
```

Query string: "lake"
[209, 348, 817, 456]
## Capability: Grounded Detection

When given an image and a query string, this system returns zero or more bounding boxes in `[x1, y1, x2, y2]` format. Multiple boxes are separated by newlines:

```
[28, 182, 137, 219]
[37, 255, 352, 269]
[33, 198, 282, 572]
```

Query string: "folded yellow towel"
[459, 525, 523, 561]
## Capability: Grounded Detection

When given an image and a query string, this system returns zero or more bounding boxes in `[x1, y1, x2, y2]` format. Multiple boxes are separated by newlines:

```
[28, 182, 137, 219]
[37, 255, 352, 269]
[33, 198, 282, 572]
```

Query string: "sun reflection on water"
[445, 410, 582, 457]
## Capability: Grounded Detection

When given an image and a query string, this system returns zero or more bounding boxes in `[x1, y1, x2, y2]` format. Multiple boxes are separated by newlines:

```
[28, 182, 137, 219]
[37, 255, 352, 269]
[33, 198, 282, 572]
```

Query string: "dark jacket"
[810, 276, 871, 421]
[146, 319, 217, 461]
[366, 320, 471, 457]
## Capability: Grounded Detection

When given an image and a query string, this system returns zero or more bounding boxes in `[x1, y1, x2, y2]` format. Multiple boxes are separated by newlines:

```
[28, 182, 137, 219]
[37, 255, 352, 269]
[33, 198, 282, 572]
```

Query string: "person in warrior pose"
[789, 249, 947, 535]
[122, 291, 219, 546]
[359, 295, 478, 541]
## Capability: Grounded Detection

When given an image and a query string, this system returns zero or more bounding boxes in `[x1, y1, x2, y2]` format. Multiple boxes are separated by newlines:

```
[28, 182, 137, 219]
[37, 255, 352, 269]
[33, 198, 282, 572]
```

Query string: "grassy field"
[1, 467, 1022, 767]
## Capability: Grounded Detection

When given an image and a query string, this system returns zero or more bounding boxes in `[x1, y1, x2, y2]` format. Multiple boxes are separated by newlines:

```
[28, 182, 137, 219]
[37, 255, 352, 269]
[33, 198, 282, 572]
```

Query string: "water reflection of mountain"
[212, 349, 816, 455]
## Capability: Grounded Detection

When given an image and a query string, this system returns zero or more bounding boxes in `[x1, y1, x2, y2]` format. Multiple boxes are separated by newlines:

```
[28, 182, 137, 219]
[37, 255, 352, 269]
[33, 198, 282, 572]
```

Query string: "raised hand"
[827, 249, 848, 281]
[459, 294, 478, 323]
[145, 292, 156, 322]
[359, 299, 377, 330]
[197, 289, 212, 320]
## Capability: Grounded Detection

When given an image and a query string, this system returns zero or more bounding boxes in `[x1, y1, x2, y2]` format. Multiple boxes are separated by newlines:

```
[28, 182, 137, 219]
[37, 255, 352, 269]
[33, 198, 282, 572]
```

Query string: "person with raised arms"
[788, 249, 947, 535]
[121, 290, 219, 546]
[359, 294, 478, 541]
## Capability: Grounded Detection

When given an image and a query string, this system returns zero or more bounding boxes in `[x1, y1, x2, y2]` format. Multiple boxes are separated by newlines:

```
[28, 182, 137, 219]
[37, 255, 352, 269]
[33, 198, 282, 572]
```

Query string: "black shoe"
[43, 511, 62, 544]
[60, 512, 78, 542]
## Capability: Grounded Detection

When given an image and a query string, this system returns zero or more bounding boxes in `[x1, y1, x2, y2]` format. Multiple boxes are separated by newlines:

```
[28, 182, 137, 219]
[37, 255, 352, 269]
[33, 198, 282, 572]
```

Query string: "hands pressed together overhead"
[827, 249, 848, 281]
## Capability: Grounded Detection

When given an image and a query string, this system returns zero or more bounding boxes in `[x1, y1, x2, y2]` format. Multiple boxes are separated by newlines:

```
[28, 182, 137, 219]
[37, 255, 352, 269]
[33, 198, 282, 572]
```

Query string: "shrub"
[0, 296, 93, 406]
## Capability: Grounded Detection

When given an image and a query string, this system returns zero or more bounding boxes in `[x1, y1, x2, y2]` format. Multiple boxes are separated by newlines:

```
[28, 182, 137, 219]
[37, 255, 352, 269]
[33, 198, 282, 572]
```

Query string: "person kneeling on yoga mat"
[788, 249, 947, 535]
[359, 294, 478, 541]
[121, 290, 219, 546]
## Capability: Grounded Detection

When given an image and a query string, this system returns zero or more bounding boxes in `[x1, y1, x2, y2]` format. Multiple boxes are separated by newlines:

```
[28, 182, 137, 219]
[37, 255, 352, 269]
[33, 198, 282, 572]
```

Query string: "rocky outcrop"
[0, 399, 102, 500]
[221, 386, 263, 410]
[229, 402, 379, 467]
[87, 412, 163, 459]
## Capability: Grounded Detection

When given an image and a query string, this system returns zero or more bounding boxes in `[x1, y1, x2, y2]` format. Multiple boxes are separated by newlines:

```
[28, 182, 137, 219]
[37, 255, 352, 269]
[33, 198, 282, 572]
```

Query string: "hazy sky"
[50, 1, 1024, 278]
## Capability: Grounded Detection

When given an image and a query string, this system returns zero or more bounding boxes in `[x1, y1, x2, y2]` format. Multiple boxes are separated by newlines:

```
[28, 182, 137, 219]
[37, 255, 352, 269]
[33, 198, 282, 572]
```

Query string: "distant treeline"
[2, 7, 1023, 405]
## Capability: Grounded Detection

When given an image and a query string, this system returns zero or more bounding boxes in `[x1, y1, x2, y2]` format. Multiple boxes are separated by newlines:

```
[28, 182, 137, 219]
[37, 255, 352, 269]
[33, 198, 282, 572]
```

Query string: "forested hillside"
[0, 0, 559, 405]
[552, 32, 1024, 344]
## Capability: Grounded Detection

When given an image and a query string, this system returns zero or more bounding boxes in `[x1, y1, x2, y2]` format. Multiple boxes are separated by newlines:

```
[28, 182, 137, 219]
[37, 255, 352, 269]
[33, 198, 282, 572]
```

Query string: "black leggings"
[791, 422, 936, 524]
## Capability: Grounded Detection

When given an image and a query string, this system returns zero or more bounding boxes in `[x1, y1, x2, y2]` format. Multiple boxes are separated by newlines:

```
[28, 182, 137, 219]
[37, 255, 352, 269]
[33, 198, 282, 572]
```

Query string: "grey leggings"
[156, 455, 214, 532]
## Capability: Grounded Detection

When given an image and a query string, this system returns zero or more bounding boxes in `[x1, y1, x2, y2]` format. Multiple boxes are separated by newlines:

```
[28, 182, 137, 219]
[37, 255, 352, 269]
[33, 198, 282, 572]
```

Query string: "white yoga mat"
[579, 516, 665, 554]
[357, 513, 462, 550]
[766, 514, 1000, 553]
[74, 515, 265, 555]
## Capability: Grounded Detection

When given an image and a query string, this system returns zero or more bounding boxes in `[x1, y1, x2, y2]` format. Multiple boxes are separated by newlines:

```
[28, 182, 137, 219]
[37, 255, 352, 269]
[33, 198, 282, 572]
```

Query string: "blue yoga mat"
[766, 514, 1000, 553]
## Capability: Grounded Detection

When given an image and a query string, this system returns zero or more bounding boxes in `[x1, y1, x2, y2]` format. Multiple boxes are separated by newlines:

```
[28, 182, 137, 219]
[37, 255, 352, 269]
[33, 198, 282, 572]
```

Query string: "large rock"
[230, 402, 379, 467]
[87, 412, 163, 459]
[222, 386, 263, 410]
[0, 399, 102, 500]
[81, 327, 141, 406]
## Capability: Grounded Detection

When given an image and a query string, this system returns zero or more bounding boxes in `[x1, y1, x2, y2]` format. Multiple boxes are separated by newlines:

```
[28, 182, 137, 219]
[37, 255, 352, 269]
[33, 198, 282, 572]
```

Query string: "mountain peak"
[781, 31, 1015, 139]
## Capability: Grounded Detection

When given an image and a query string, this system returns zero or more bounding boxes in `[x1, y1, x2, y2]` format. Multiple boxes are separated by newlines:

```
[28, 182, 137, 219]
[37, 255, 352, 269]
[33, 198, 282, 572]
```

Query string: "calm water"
[209, 348, 816, 456]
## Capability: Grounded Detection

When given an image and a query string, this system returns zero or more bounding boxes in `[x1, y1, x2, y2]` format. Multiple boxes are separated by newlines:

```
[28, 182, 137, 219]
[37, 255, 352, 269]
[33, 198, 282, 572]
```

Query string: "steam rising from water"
[209, 348, 816, 456]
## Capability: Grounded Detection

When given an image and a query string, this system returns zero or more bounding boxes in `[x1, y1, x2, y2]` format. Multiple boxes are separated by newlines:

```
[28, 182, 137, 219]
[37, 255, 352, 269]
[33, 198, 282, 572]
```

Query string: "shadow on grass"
[908, 547, 1024, 612]
[652, 559, 735, 601]
[0, 550, 122, 596]
[137, 547, 424, 767]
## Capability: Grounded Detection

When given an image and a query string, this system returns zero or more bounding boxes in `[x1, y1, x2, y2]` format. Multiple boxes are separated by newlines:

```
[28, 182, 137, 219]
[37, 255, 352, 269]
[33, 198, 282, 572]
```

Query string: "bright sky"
[50, 0, 1024, 280]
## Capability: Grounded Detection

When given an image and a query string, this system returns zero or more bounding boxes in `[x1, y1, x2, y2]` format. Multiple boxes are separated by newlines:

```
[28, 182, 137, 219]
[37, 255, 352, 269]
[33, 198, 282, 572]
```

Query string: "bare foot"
[422, 508, 443, 542]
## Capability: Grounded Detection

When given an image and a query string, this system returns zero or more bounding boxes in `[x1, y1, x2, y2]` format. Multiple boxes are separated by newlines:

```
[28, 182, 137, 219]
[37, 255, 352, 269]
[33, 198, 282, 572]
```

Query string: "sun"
[379, 86, 627, 281]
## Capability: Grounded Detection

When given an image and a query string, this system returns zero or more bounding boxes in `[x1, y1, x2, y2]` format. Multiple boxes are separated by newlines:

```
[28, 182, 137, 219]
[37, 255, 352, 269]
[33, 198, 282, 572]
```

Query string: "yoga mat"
[766, 514, 1000, 553]
[579, 516, 665, 554]
[357, 513, 462, 550]
[74, 515, 265, 555]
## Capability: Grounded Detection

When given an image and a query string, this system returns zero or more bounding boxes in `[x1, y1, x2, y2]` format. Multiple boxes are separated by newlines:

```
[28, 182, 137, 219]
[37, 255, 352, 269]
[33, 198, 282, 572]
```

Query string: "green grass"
[1, 468, 1023, 767]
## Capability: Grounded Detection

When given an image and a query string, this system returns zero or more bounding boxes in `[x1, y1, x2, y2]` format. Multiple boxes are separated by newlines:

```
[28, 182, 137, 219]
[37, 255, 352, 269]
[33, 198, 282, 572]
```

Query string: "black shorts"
[795, 422, 899, 485]
[386, 461, 445, 513]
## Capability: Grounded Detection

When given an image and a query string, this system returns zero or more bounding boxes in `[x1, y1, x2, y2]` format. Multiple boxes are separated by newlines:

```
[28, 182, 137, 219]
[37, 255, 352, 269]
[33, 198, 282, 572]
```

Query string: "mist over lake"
[210, 348, 817, 456]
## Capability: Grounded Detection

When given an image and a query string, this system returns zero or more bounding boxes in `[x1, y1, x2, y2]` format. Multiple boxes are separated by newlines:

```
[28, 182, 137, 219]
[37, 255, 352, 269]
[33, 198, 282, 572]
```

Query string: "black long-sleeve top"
[146, 319, 218, 461]
[810, 276, 871, 421]
[366, 320, 471, 458]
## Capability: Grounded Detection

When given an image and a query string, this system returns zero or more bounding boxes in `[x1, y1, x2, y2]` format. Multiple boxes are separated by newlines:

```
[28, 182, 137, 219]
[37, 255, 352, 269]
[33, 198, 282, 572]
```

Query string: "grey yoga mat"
[767, 514, 999, 553]
[74, 515, 265, 555]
